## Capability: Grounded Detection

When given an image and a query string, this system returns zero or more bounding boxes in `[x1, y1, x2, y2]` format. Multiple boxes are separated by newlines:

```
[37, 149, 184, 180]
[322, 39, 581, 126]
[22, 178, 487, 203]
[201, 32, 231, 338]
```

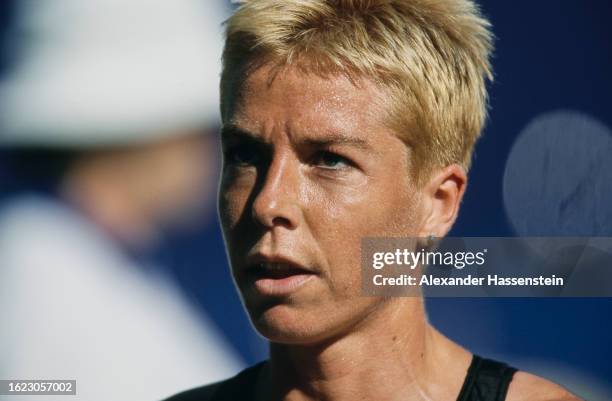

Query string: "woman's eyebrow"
[220, 124, 257, 140]
[301, 135, 372, 151]
[221, 124, 374, 153]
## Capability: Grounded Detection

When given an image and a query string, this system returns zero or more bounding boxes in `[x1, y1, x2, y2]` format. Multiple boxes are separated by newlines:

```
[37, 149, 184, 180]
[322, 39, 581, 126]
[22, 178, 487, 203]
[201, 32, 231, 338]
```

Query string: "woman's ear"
[419, 164, 467, 238]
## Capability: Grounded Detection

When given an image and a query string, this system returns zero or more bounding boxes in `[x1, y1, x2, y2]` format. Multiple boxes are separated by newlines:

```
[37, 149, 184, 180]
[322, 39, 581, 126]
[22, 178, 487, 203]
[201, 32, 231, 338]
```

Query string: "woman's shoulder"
[162, 361, 266, 401]
[506, 371, 582, 401]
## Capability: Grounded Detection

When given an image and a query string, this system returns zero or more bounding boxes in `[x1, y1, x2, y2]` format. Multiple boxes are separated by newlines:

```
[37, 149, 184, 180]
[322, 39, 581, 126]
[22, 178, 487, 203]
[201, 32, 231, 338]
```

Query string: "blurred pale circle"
[0, 0, 228, 148]
[503, 110, 612, 237]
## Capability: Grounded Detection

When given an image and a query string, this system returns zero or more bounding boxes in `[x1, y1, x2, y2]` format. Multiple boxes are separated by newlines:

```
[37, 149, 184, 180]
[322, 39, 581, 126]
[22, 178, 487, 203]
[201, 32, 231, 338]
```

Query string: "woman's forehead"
[229, 64, 390, 140]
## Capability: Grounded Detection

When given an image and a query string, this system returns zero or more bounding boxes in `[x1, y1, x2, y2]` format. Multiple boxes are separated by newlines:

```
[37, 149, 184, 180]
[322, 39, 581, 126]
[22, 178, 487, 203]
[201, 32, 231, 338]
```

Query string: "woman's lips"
[246, 263, 316, 296]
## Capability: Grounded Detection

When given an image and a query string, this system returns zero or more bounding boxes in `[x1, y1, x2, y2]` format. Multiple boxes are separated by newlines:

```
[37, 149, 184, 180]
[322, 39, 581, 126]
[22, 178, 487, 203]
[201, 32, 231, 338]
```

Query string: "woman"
[166, 0, 580, 400]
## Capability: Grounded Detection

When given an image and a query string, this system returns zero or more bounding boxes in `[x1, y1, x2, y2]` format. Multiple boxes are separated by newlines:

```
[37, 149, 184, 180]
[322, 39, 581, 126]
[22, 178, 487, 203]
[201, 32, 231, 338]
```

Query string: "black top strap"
[456, 355, 517, 401]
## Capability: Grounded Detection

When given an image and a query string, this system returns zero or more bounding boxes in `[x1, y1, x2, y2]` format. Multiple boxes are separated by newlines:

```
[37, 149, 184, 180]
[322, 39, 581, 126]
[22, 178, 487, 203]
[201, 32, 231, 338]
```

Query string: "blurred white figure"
[0, 1, 243, 400]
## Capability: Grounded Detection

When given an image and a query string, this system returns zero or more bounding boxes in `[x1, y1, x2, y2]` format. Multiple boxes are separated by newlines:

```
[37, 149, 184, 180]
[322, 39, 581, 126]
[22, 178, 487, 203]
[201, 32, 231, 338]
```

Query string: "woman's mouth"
[245, 262, 317, 296]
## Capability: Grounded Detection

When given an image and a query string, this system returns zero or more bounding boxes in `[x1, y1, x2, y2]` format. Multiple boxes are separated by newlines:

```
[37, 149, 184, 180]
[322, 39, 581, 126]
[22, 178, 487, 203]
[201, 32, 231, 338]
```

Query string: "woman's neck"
[261, 298, 471, 401]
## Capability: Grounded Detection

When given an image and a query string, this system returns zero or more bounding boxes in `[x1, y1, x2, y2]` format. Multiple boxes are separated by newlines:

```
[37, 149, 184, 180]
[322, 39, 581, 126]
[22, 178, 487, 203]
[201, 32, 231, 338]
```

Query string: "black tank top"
[457, 355, 517, 401]
[164, 354, 517, 401]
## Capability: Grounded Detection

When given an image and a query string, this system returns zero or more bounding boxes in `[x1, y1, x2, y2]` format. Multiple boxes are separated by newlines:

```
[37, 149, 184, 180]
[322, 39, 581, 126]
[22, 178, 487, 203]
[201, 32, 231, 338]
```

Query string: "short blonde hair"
[221, 0, 494, 184]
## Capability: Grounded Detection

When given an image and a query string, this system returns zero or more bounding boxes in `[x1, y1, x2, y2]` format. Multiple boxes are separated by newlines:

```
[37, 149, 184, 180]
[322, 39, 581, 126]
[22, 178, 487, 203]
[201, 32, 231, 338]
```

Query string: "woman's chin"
[251, 306, 332, 345]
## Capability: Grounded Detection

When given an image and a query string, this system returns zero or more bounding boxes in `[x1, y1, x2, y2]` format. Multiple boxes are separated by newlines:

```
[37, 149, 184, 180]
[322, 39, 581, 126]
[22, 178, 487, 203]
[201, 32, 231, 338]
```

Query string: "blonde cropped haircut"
[221, 0, 494, 184]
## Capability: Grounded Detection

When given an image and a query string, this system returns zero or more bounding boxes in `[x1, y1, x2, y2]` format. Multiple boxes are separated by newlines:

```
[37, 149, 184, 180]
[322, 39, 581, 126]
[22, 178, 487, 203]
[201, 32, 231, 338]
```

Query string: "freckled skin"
[218, 64, 424, 344]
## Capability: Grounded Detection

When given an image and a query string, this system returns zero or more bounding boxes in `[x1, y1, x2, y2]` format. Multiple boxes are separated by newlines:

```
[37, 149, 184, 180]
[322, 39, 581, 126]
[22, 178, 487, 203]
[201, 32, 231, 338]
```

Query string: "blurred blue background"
[1, 0, 611, 399]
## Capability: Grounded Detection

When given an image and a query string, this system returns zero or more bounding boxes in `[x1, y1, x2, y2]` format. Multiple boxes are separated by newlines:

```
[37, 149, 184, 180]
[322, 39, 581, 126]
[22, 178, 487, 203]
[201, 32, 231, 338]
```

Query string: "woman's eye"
[226, 145, 259, 166]
[313, 151, 352, 170]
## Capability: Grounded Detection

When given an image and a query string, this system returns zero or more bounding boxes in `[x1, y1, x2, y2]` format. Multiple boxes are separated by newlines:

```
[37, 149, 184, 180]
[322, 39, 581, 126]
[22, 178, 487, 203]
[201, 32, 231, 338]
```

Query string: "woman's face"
[218, 64, 428, 344]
